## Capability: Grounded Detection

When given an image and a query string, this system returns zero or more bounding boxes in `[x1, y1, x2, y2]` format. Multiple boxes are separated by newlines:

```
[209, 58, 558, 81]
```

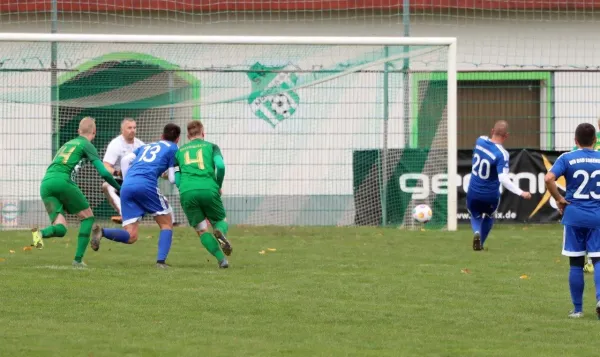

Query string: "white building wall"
[554, 72, 600, 151]
[3, 12, 600, 70]
[0, 13, 597, 203]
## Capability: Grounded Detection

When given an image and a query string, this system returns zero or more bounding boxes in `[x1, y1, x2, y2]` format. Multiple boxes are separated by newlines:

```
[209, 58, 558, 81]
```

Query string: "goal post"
[0, 33, 457, 230]
[447, 39, 457, 231]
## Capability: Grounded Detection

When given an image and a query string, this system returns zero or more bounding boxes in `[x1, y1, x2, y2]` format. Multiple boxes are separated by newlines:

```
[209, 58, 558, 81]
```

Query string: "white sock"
[107, 186, 121, 215]
[162, 195, 177, 223]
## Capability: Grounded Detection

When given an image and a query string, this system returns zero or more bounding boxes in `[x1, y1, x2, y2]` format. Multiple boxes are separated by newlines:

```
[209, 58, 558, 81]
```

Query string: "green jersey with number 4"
[44, 136, 101, 181]
[175, 138, 225, 194]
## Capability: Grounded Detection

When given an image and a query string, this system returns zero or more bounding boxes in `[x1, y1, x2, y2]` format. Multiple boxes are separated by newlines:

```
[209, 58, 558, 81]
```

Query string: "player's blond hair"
[79, 117, 96, 135]
[187, 120, 204, 138]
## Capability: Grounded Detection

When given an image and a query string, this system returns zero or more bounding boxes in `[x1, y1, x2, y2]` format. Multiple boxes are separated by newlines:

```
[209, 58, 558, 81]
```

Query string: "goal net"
[0, 34, 456, 230]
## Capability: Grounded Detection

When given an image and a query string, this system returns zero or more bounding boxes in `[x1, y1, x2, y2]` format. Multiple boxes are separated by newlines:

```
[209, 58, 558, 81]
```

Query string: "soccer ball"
[412, 204, 433, 223]
[271, 94, 291, 116]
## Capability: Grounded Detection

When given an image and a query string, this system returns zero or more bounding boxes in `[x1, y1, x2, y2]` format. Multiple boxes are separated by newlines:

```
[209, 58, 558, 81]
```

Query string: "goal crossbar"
[0, 33, 456, 46]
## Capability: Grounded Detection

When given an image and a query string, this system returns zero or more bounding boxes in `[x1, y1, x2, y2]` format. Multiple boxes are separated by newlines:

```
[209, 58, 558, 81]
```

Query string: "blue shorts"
[562, 225, 600, 257]
[120, 184, 171, 226]
[466, 195, 500, 218]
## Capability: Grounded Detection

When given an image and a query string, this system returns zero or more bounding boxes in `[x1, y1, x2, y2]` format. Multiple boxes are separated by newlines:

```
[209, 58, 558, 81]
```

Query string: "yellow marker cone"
[9, 250, 15, 254]
[520, 275, 529, 279]
[259, 250, 266, 255]
[267, 248, 277, 252]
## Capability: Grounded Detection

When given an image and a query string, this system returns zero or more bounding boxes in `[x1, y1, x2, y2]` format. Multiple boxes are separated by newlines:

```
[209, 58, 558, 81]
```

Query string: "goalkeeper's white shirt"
[103, 135, 145, 172]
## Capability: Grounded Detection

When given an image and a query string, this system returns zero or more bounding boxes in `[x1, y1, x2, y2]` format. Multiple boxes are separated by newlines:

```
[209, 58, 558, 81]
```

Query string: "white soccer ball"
[412, 204, 433, 223]
[271, 94, 291, 116]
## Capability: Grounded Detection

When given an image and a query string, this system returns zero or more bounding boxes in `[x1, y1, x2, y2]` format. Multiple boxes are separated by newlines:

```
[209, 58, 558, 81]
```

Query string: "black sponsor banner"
[458, 149, 563, 223]
[353, 148, 564, 225]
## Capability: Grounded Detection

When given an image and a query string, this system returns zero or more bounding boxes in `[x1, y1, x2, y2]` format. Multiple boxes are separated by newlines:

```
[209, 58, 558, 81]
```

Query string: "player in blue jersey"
[467, 120, 532, 251]
[90, 123, 181, 268]
[545, 123, 600, 319]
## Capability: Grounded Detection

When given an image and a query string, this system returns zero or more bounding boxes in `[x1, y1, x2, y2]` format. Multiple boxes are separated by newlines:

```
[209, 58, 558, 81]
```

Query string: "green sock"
[213, 220, 229, 237]
[40, 224, 67, 238]
[200, 232, 225, 261]
[74, 217, 94, 262]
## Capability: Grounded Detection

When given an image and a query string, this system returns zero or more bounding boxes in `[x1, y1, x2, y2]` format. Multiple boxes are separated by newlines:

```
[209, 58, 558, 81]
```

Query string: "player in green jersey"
[32, 117, 122, 267]
[175, 120, 231, 268]
[571, 119, 600, 273]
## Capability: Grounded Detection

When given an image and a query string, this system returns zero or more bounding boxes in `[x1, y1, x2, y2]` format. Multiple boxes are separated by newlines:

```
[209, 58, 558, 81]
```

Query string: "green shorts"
[40, 177, 90, 222]
[180, 189, 226, 228]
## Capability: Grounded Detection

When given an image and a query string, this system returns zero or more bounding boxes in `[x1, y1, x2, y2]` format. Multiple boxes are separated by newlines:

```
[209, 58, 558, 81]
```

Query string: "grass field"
[0, 224, 599, 357]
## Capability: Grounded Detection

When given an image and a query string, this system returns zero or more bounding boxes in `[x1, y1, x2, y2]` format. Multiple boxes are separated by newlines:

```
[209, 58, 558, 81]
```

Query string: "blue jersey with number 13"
[468, 136, 510, 199]
[124, 140, 178, 187]
[550, 148, 600, 228]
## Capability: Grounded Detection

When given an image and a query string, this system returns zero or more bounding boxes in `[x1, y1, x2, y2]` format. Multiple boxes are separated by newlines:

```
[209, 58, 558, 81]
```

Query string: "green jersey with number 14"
[44, 136, 101, 182]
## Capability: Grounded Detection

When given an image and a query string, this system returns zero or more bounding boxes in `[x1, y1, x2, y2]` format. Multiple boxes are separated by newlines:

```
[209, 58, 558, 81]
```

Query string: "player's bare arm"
[544, 171, 569, 214]
[93, 160, 121, 191]
[103, 161, 119, 177]
[102, 140, 121, 176]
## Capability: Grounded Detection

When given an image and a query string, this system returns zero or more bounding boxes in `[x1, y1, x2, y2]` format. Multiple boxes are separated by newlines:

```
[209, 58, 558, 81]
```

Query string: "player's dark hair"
[575, 123, 596, 147]
[162, 123, 181, 142]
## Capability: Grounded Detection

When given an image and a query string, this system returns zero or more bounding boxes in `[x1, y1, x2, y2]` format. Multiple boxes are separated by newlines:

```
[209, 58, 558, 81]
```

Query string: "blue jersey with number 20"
[124, 140, 178, 188]
[467, 136, 510, 199]
[550, 148, 600, 228]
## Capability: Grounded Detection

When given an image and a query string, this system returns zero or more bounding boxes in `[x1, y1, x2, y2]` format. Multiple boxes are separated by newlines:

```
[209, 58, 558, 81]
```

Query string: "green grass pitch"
[0, 224, 599, 356]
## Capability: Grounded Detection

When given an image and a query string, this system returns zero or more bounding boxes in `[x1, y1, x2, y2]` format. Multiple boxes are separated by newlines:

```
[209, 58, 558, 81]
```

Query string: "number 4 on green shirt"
[175, 138, 226, 194]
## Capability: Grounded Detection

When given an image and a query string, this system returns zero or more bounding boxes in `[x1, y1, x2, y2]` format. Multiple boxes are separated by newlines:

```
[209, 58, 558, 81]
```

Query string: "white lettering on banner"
[457, 210, 518, 220]
[398, 172, 545, 200]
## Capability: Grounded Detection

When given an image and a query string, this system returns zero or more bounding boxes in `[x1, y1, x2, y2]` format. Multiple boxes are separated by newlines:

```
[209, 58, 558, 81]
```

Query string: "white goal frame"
[0, 33, 457, 231]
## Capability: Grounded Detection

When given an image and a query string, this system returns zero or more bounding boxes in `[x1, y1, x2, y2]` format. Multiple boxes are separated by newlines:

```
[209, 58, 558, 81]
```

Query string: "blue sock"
[594, 260, 600, 302]
[157, 229, 173, 263]
[480, 215, 495, 247]
[470, 215, 482, 235]
[569, 266, 585, 313]
[102, 228, 130, 244]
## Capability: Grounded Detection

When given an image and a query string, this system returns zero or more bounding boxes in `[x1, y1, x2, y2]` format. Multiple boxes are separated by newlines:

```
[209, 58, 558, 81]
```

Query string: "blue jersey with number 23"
[124, 140, 178, 188]
[550, 148, 600, 228]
